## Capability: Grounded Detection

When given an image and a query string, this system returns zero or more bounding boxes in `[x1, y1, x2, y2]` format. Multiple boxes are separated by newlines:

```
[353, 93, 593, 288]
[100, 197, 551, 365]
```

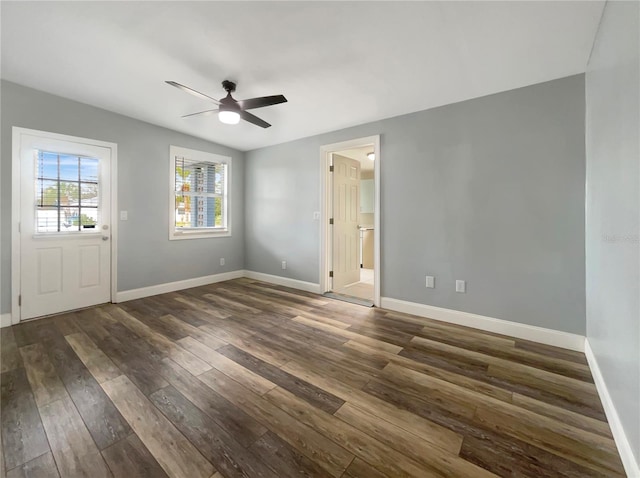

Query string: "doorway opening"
[320, 135, 380, 307]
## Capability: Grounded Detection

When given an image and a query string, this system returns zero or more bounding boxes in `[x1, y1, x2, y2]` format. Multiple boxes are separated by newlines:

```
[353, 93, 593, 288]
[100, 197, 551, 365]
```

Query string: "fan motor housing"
[222, 80, 237, 93]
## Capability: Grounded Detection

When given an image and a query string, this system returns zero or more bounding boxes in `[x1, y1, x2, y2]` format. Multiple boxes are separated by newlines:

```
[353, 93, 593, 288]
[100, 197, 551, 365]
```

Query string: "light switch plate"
[456, 280, 466, 293]
[120, 211, 128, 221]
[425, 276, 435, 288]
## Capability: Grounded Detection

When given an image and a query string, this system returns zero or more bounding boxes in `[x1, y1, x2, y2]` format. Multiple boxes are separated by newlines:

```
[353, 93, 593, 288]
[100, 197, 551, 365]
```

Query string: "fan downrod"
[222, 80, 236, 94]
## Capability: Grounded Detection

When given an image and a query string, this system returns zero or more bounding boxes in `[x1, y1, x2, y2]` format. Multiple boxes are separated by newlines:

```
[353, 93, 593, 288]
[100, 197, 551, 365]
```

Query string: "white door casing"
[319, 135, 380, 307]
[332, 154, 361, 290]
[12, 128, 117, 322]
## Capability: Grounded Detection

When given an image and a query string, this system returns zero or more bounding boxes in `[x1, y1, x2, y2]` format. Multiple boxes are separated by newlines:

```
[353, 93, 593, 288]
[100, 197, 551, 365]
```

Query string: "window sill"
[169, 229, 231, 241]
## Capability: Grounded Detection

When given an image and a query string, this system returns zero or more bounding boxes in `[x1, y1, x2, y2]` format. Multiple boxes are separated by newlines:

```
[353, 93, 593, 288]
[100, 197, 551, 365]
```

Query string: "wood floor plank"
[335, 401, 463, 461]
[101, 434, 168, 478]
[159, 358, 268, 448]
[109, 310, 211, 376]
[473, 403, 625, 476]
[511, 393, 613, 438]
[248, 431, 334, 478]
[411, 337, 606, 414]
[150, 385, 277, 478]
[217, 344, 345, 414]
[39, 397, 112, 478]
[216, 335, 291, 368]
[346, 323, 413, 347]
[264, 386, 498, 478]
[379, 363, 489, 418]
[96, 335, 168, 396]
[101, 375, 215, 478]
[1, 368, 51, 470]
[19, 344, 67, 407]
[258, 335, 377, 389]
[245, 284, 330, 307]
[34, 325, 131, 450]
[0, 425, 4, 478]
[177, 337, 277, 395]
[344, 340, 513, 402]
[341, 457, 388, 478]
[363, 377, 614, 478]
[6, 452, 60, 478]
[51, 314, 82, 337]
[172, 294, 232, 320]
[161, 315, 227, 351]
[514, 339, 589, 365]
[73, 310, 112, 343]
[487, 362, 602, 412]
[280, 360, 464, 455]
[65, 333, 121, 384]
[412, 333, 593, 383]
[292, 316, 402, 354]
[1, 328, 22, 373]
[197, 367, 354, 478]
[459, 433, 612, 478]
[201, 293, 263, 315]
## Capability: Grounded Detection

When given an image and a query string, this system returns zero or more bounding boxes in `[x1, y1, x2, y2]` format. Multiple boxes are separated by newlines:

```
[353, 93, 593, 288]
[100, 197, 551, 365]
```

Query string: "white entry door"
[17, 130, 113, 320]
[332, 154, 361, 290]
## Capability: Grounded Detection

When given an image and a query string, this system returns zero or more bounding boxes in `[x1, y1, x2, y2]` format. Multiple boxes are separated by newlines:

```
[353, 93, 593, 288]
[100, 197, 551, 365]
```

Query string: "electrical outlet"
[220, 258, 225, 266]
[425, 276, 435, 288]
[313, 211, 321, 220]
[281, 261, 287, 270]
[456, 280, 466, 293]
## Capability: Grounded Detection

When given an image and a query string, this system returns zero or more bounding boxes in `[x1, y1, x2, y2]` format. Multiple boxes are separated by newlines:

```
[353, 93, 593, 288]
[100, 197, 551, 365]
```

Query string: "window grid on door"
[35, 150, 99, 233]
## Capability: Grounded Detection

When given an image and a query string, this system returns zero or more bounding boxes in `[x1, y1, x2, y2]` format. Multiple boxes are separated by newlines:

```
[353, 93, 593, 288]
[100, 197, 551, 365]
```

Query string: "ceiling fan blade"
[239, 95, 287, 110]
[240, 110, 271, 128]
[181, 109, 219, 118]
[166, 81, 220, 104]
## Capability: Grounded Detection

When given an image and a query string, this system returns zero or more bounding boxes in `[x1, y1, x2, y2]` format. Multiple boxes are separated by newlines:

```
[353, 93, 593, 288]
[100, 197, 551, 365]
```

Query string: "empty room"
[1, 1, 638, 477]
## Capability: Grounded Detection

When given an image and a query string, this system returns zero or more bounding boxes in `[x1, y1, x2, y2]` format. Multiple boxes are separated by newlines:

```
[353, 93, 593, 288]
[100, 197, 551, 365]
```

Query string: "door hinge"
[18, 295, 22, 306]
[329, 218, 334, 225]
[329, 165, 334, 172]
[329, 271, 333, 278]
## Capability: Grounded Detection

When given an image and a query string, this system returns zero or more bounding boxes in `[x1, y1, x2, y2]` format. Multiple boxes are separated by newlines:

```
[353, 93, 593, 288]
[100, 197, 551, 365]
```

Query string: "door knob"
[102, 236, 109, 241]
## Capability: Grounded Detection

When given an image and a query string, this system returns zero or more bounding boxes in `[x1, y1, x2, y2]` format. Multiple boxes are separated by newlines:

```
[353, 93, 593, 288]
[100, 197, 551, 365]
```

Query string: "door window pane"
[35, 151, 100, 233]
[36, 180, 59, 206]
[81, 157, 99, 182]
[58, 154, 80, 181]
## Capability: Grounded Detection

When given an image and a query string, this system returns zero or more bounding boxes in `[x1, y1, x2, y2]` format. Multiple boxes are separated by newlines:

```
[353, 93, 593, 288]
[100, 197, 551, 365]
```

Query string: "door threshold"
[323, 292, 374, 307]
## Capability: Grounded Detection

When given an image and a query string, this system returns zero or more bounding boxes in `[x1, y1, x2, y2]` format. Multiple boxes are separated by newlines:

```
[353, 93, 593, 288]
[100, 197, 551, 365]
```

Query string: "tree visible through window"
[170, 146, 230, 239]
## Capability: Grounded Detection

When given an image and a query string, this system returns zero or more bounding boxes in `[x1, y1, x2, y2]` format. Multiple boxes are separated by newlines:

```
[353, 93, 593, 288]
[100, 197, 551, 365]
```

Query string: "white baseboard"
[585, 339, 639, 478]
[380, 297, 585, 352]
[1, 313, 12, 328]
[115, 270, 245, 302]
[243, 270, 321, 294]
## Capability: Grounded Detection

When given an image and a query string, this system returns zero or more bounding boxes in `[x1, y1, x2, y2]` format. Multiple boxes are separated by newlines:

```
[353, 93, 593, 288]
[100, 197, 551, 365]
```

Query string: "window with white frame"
[169, 145, 230, 240]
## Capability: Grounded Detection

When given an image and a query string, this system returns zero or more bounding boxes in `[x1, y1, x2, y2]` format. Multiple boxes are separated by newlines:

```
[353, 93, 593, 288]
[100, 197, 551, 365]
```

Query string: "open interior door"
[332, 154, 361, 290]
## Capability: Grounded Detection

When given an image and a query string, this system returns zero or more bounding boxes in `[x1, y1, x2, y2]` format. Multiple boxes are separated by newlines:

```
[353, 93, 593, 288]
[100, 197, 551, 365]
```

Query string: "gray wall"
[246, 75, 586, 334]
[586, 0, 639, 467]
[1, 81, 245, 314]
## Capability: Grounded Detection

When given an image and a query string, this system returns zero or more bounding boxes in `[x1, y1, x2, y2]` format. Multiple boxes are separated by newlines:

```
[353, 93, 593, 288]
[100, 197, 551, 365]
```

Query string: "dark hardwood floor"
[0, 278, 626, 477]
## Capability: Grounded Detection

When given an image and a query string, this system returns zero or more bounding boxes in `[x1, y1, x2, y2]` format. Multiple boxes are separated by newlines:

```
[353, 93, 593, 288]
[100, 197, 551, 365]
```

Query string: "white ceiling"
[1, 1, 604, 152]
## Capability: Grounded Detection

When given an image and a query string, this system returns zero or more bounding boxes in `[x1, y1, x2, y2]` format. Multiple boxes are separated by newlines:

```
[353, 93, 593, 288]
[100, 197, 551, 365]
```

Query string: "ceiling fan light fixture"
[367, 152, 375, 161]
[218, 110, 240, 125]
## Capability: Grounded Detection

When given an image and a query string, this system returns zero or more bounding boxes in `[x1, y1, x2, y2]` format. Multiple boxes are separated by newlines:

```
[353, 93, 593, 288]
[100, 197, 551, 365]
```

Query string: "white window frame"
[169, 145, 231, 240]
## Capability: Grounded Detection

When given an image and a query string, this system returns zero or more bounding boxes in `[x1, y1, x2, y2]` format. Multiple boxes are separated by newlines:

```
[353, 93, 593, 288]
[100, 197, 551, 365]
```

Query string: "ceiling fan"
[166, 80, 287, 128]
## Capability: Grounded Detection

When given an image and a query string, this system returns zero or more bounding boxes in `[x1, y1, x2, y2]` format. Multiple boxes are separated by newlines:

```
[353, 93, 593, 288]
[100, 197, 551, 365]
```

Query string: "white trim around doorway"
[11, 127, 118, 325]
[319, 135, 381, 307]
